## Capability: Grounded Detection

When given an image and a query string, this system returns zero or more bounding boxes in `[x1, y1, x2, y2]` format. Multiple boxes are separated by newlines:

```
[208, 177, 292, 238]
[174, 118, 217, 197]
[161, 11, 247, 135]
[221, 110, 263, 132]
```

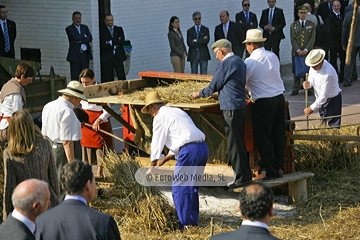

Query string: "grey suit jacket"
[342, 9, 360, 47]
[186, 25, 210, 62]
[211, 225, 280, 240]
[35, 199, 121, 240]
[168, 30, 186, 57]
[0, 213, 34, 240]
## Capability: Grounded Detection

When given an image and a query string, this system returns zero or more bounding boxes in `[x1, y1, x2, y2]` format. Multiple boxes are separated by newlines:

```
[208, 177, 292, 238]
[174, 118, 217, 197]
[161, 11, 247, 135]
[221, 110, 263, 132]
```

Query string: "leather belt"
[179, 140, 204, 151]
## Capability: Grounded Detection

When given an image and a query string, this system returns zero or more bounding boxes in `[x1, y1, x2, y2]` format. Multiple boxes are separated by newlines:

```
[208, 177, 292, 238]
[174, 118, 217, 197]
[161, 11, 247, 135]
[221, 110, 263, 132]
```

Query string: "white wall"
[4, 0, 294, 81]
[4, 0, 99, 82]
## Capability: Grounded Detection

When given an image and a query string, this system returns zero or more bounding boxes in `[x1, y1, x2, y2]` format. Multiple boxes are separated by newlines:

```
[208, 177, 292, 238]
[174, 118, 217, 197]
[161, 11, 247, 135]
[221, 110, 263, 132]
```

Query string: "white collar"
[12, 209, 36, 234]
[194, 24, 202, 28]
[333, 10, 340, 15]
[242, 220, 269, 230]
[0, 19, 6, 24]
[269, 7, 275, 11]
[223, 21, 229, 26]
[64, 195, 87, 205]
[223, 52, 234, 61]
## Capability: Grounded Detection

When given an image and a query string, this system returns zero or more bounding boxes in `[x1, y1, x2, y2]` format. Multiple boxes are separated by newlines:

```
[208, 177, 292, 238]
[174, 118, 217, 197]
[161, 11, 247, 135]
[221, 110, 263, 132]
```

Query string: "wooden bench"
[231, 172, 314, 204]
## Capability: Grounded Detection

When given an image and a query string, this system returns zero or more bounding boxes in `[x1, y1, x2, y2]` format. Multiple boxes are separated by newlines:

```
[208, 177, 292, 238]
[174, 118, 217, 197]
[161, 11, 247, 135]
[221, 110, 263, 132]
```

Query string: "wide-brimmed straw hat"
[305, 49, 325, 67]
[141, 91, 168, 113]
[242, 29, 267, 43]
[58, 81, 87, 101]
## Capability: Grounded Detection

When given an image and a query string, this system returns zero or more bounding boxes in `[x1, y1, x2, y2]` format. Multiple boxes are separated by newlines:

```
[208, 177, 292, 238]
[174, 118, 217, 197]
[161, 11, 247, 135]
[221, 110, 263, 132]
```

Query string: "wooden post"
[288, 179, 308, 204]
[346, 0, 359, 64]
[305, 73, 309, 129]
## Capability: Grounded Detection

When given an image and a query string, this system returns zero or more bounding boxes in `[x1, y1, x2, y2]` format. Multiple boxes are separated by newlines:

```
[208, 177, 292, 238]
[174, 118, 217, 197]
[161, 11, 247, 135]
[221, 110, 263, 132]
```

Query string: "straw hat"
[305, 49, 325, 67]
[58, 81, 87, 101]
[141, 91, 168, 113]
[242, 29, 267, 43]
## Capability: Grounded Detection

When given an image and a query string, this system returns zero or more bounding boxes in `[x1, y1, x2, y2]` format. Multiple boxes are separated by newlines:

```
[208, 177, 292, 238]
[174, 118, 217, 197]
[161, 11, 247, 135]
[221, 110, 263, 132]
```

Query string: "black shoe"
[290, 91, 298, 96]
[343, 82, 352, 87]
[308, 91, 313, 96]
[227, 180, 252, 190]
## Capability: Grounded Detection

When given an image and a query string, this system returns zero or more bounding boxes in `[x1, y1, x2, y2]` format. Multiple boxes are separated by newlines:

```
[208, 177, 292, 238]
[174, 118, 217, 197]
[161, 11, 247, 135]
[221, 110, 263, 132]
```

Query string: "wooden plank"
[199, 112, 226, 139]
[103, 105, 136, 134]
[87, 95, 219, 109]
[83, 80, 127, 98]
[139, 71, 213, 82]
[289, 179, 308, 203]
[127, 78, 157, 89]
[291, 134, 360, 142]
[231, 172, 314, 192]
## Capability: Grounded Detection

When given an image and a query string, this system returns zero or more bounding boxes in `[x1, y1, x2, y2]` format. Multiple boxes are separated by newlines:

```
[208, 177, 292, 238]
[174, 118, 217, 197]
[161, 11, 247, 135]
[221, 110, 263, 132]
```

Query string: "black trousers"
[329, 45, 345, 82]
[222, 107, 252, 184]
[319, 93, 342, 127]
[101, 56, 126, 83]
[252, 94, 285, 177]
[70, 52, 90, 81]
[264, 35, 281, 60]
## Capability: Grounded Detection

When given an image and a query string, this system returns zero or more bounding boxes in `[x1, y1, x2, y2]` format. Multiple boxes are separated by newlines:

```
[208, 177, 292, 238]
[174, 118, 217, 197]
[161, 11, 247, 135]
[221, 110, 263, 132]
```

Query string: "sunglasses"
[243, 4, 250, 6]
[194, 17, 201, 20]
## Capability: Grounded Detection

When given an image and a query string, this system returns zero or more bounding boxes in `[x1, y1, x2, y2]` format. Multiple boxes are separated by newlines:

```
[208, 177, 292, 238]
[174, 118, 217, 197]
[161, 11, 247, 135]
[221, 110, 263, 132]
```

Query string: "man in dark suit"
[327, 0, 345, 82]
[214, 11, 244, 57]
[35, 160, 121, 240]
[65, 11, 93, 81]
[187, 12, 211, 74]
[100, 14, 127, 82]
[235, 0, 258, 58]
[0, 179, 50, 240]
[317, 0, 334, 24]
[211, 182, 279, 240]
[259, 0, 286, 59]
[0, 5, 16, 58]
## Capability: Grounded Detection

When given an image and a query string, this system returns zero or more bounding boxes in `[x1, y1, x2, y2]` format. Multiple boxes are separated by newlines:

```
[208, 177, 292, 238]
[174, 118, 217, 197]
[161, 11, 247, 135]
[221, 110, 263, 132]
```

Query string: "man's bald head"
[12, 179, 50, 220]
[239, 183, 274, 221]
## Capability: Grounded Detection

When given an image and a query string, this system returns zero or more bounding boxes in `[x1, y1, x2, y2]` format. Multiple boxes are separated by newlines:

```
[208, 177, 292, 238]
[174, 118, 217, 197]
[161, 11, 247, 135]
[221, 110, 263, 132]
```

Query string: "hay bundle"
[100, 150, 178, 234]
[118, 80, 217, 104]
[293, 126, 359, 176]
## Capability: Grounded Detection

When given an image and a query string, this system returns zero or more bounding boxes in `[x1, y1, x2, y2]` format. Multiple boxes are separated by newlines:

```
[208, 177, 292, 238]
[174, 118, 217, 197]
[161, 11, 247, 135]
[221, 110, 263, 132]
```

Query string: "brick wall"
[3, 0, 294, 81]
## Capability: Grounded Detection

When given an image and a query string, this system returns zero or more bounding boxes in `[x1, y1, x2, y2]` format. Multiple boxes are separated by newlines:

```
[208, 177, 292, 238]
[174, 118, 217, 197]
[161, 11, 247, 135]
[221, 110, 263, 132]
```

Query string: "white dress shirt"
[150, 106, 205, 161]
[74, 24, 87, 51]
[12, 209, 35, 235]
[308, 60, 342, 111]
[64, 195, 87, 205]
[0, 93, 23, 130]
[242, 220, 269, 230]
[245, 47, 285, 101]
[41, 97, 82, 143]
[0, 19, 7, 32]
[80, 101, 110, 122]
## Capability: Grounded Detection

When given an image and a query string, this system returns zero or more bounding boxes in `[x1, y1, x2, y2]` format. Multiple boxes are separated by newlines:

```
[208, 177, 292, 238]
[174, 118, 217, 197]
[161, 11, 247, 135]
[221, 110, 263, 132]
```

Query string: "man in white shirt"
[0, 63, 34, 146]
[41, 81, 87, 198]
[0, 179, 50, 240]
[211, 182, 279, 240]
[243, 29, 285, 180]
[304, 49, 342, 126]
[143, 91, 208, 229]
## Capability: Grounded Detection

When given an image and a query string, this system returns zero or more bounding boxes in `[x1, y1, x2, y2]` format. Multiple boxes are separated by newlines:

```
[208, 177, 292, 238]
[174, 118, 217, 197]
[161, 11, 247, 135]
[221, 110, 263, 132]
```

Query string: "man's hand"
[303, 81, 311, 89]
[190, 91, 200, 99]
[304, 107, 314, 117]
[156, 154, 175, 167]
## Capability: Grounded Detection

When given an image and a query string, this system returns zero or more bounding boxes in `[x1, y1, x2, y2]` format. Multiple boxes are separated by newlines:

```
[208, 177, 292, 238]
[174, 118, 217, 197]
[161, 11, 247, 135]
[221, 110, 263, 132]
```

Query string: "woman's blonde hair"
[7, 110, 42, 156]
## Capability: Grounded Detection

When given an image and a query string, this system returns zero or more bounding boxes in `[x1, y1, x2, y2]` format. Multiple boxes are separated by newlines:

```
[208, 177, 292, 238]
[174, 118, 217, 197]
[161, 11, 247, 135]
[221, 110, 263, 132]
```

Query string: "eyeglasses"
[243, 4, 250, 6]
[194, 17, 201, 20]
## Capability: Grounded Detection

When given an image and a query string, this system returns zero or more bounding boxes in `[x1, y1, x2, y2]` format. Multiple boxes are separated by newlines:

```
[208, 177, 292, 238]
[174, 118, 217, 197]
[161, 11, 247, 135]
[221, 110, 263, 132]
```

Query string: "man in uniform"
[290, 6, 316, 96]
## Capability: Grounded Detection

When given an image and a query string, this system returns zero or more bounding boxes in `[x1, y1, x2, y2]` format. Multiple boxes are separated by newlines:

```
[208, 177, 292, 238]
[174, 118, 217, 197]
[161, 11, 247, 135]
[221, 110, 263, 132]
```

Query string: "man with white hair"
[0, 179, 50, 240]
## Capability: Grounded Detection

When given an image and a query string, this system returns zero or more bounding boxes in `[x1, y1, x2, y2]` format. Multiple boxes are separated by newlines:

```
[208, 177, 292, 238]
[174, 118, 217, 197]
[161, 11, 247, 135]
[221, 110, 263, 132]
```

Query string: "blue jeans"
[190, 51, 208, 74]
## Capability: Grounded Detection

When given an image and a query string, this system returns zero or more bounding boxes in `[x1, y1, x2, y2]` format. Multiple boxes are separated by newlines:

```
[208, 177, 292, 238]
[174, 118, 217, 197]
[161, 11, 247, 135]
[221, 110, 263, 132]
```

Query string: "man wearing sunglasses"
[187, 12, 211, 74]
[0, 5, 16, 58]
[235, 0, 258, 59]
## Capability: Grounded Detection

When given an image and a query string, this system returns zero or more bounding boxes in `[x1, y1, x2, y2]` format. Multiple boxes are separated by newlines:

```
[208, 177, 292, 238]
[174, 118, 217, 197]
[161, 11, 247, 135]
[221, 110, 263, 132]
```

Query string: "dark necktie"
[246, 12, 250, 23]
[3, 21, 10, 53]
[302, 21, 304, 28]
[337, 14, 340, 19]
[108, 27, 113, 37]
[196, 26, 200, 39]
[268, 9, 273, 34]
